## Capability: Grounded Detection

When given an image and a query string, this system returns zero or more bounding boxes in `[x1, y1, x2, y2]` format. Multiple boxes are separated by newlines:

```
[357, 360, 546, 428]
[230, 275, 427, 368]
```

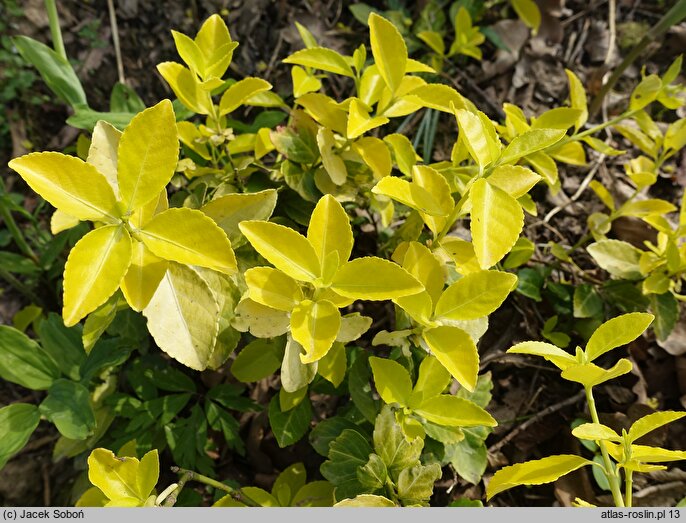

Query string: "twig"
[107, 0, 125, 84]
[166, 466, 260, 507]
[632, 480, 685, 500]
[488, 389, 585, 453]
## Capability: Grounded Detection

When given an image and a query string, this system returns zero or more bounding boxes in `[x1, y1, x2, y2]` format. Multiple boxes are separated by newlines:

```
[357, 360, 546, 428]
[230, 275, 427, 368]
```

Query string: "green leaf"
[219, 77, 272, 115]
[63, 225, 132, 327]
[470, 179, 524, 269]
[373, 406, 422, 477]
[291, 299, 341, 364]
[397, 462, 442, 505]
[139, 208, 237, 274]
[39, 379, 96, 440]
[503, 237, 535, 269]
[587, 240, 644, 280]
[321, 428, 374, 500]
[372, 177, 449, 216]
[335, 495, 396, 507]
[508, 341, 576, 370]
[240, 221, 321, 282]
[487, 455, 592, 500]
[369, 13, 407, 94]
[358, 453, 387, 490]
[369, 356, 412, 406]
[331, 257, 422, 300]
[415, 396, 496, 427]
[268, 394, 312, 447]
[281, 336, 318, 393]
[573, 284, 604, 319]
[650, 293, 679, 342]
[0, 325, 60, 390]
[8, 152, 120, 223]
[0, 404, 41, 469]
[585, 312, 654, 361]
[434, 270, 517, 321]
[628, 411, 686, 444]
[12, 36, 87, 107]
[423, 326, 478, 391]
[447, 430, 488, 485]
[571, 423, 621, 442]
[231, 337, 285, 383]
[283, 47, 355, 78]
[272, 462, 307, 506]
[308, 195, 353, 265]
[38, 313, 86, 380]
[561, 359, 633, 388]
[349, 352, 380, 423]
[292, 481, 334, 507]
[200, 189, 277, 248]
[309, 416, 362, 457]
[117, 100, 178, 213]
[143, 263, 219, 370]
[499, 129, 566, 165]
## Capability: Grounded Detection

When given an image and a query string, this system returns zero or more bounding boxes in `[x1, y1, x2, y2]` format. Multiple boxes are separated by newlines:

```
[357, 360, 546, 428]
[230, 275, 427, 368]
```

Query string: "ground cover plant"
[1, 0, 686, 508]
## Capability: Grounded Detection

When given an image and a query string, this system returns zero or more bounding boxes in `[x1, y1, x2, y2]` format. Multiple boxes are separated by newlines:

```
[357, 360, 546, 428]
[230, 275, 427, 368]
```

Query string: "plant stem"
[0, 267, 42, 305]
[585, 387, 625, 507]
[0, 200, 39, 264]
[168, 466, 259, 507]
[106, 0, 125, 84]
[588, 0, 686, 117]
[625, 469, 633, 508]
[44, 0, 67, 60]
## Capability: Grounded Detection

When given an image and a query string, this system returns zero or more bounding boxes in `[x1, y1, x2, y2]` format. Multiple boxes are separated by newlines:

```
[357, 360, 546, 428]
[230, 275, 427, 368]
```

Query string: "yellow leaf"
[232, 298, 290, 339]
[88, 448, 159, 504]
[352, 137, 392, 179]
[508, 341, 576, 370]
[434, 270, 517, 321]
[417, 31, 445, 55]
[628, 411, 686, 444]
[499, 129, 566, 166]
[177, 121, 210, 160]
[406, 84, 477, 114]
[318, 342, 347, 388]
[331, 257, 422, 300]
[369, 356, 412, 406]
[171, 30, 204, 78]
[383, 134, 420, 175]
[138, 208, 236, 274]
[50, 210, 80, 234]
[291, 299, 341, 364]
[245, 267, 303, 312]
[63, 225, 132, 326]
[87, 121, 121, 197]
[120, 241, 168, 312]
[307, 195, 353, 265]
[283, 47, 354, 77]
[128, 190, 168, 230]
[422, 325, 478, 391]
[511, 0, 542, 34]
[571, 423, 621, 442]
[156, 62, 213, 115]
[470, 179, 524, 269]
[561, 359, 633, 388]
[219, 77, 272, 115]
[296, 93, 348, 135]
[372, 177, 448, 216]
[8, 152, 120, 223]
[487, 165, 541, 199]
[369, 13, 407, 95]
[454, 109, 497, 167]
[194, 14, 236, 80]
[347, 98, 389, 139]
[143, 263, 219, 370]
[585, 312, 654, 361]
[316, 127, 347, 185]
[291, 66, 322, 98]
[414, 396, 496, 427]
[487, 455, 591, 500]
[396, 241, 444, 306]
[117, 100, 178, 213]
[412, 165, 454, 235]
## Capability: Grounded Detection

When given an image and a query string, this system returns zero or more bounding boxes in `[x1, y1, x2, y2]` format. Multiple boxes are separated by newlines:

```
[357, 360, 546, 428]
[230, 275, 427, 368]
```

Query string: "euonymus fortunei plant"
[3, 7, 686, 508]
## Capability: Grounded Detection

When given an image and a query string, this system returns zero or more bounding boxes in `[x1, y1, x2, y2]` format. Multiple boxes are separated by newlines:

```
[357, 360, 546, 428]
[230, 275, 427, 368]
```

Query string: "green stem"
[0, 201, 39, 264]
[44, 0, 67, 60]
[169, 467, 260, 507]
[585, 387, 625, 507]
[0, 267, 43, 305]
[625, 469, 633, 508]
[588, 0, 686, 117]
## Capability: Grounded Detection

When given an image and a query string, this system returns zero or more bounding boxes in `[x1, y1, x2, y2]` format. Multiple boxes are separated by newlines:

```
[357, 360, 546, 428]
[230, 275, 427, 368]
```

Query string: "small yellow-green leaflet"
[454, 109, 496, 167]
[194, 14, 236, 80]
[318, 342, 347, 387]
[486, 455, 591, 500]
[307, 194, 353, 265]
[219, 77, 272, 115]
[143, 263, 219, 370]
[290, 300, 341, 364]
[628, 411, 686, 444]
[232, 298, 290, 339]
[412, 165, 454, 235]
[331, 257, 423, 300]
[156, 62, 213, 115]
[585, 312, 654, 361]
[383, 133, 420, 175]
[369, 356, 412, 406]
[434, 270, 517, 321]
[487, 165, 541, 199]
[532, 108, 583, 130]
[368, 13, 407, 95]
[8, 152, 120, 223]
[399, 241, 444, 306]
[372, 177, 448, 216]
[292, 66, 322, 98]
[87, 449, 159, 505]
[414, 396, 496, 427]
[561, 359, 633, 388]
[352, 137, 392, 179]
[87, 121, 121, 196]
[283, 47, 354, 77]
[316, 128, 347, 186]
[120, 241, 168, 312]
[565, 69, 588, 130]
[347, 99, 389, 139]
[470, 179, 524, 269]
[571, 423, 621, 442]
[245, 267, 303, 312]
[422, 325, 478, 391]
[63, 225, 132, 327]
[239, 221, 321, 282]
[499, 129, 567, 166]
[171, 30, 204, 78]
[138, 208, 236, 274]
[117, 100, 178, 213]
[409, 356, 451, 407]
[507, 341, 576, 370]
